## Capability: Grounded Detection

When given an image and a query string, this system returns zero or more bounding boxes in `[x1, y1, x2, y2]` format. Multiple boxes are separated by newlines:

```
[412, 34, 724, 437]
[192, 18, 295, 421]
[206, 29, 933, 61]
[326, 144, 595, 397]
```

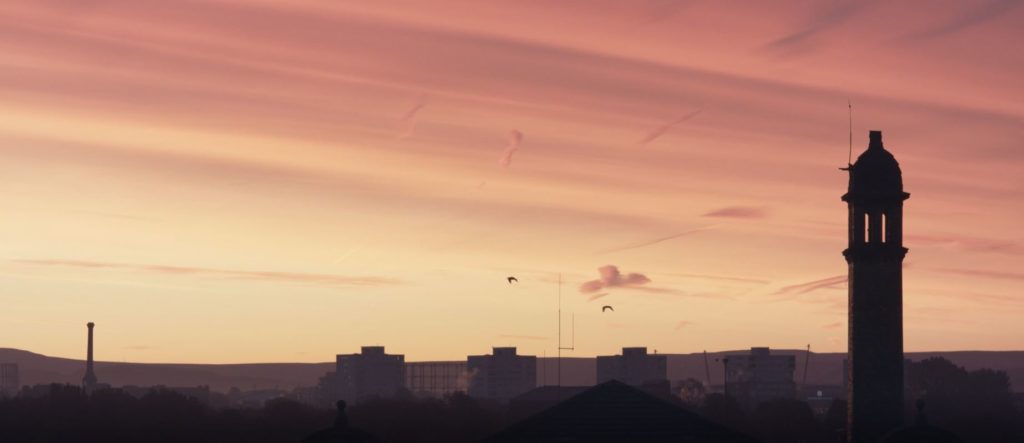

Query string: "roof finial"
[869, 130, 883, 149]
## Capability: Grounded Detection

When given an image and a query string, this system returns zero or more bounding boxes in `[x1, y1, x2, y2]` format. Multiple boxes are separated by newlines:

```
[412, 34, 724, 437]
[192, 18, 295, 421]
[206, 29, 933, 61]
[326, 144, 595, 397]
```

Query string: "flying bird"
[602, 305, 614, 312]
[499, 130, 523, 168]
[635, 109, 702, 148]
[507, 276, 518, 284]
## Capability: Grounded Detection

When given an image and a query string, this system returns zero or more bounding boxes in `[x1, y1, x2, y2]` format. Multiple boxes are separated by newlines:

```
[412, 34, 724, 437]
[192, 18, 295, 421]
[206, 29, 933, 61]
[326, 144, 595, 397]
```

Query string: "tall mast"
[848, 100, 853, 166]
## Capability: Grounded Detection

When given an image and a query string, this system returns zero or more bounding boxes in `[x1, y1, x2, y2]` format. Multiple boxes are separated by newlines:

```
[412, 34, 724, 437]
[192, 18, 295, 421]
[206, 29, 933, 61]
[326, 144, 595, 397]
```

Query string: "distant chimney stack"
[83, 322, 98, 392]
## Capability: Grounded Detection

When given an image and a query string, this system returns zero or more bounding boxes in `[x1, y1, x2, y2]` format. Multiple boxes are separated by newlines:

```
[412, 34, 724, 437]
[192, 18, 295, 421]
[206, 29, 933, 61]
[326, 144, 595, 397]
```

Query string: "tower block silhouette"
[842, 131, 908, 443]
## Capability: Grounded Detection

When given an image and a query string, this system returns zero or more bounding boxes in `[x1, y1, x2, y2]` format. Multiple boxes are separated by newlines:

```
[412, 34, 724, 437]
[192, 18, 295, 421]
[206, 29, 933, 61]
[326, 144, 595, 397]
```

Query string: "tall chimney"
[82, 322, 98, 392]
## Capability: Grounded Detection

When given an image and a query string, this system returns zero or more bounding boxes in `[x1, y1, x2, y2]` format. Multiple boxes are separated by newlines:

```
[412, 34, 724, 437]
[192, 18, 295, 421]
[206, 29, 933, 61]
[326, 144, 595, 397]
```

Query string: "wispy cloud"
[905, 234, 1022, 255]
[499, 129, 523, 168]
[660, 272, 770, 285]
[935, 268, 1024, 282]
[634, 109, 702, 148]
[821, 322, 843, 330]
[587, 292, 610, 302]
[397, 94, 427, 139]
[13, 259, 403, 287]
[922, 289, 1023, 306]
[592, 226, 712, 255]
[761, 1, 868, 53]
[496, 334, 547, 341]
[702, 206, 768, 219]
[774, 275, 846, 296]
[900, 0, 1019, 41]
[674, 320, 693, 331]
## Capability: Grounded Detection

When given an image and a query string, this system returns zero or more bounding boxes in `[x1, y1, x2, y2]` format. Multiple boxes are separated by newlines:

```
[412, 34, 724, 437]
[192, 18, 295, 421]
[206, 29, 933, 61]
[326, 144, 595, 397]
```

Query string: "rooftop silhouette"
[482, 380, 759, 443]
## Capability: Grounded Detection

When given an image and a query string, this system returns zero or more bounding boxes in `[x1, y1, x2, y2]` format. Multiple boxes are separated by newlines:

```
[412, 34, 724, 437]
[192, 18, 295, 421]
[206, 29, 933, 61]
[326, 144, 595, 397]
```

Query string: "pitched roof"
[510, 386, 590, 403]
[482, 380, 760, 443]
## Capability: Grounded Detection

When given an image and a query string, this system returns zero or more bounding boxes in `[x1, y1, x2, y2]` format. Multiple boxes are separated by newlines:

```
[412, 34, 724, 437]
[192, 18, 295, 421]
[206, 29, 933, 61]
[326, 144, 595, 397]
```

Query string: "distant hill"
[3, 348, 1023, 393]
[0, 348, 333, 392]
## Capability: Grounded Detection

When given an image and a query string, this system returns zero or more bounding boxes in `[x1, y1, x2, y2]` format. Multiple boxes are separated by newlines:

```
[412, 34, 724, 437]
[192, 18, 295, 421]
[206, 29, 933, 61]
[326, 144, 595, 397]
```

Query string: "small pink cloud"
[578, 265, 651, 293]
[588, 292, 610, 301]
[674, 320, 693, 331]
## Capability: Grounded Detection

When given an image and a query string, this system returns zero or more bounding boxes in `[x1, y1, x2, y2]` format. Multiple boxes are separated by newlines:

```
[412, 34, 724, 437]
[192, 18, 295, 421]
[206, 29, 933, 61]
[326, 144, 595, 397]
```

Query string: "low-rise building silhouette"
[596, 347, 667, 387]
[320, 346, 405, 404]
[467, 347, 536, 401]
[724, 347, 795, 409]
[0, 363, 18, 397]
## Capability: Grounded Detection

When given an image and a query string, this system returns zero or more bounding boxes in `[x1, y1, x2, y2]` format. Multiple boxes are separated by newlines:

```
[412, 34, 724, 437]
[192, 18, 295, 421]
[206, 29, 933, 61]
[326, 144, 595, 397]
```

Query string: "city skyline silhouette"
[1, 2, 1022, 441]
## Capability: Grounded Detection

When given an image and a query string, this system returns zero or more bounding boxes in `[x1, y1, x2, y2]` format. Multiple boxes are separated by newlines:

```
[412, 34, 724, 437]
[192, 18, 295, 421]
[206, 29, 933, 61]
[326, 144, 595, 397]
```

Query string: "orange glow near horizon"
[1, 1, 1022, 363]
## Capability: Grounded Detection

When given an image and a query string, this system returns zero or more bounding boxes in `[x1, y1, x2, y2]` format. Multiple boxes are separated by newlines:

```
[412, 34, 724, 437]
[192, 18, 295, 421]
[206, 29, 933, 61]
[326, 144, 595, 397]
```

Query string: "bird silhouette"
[507, 276, 518, 284]
[602, 305, 614, 312]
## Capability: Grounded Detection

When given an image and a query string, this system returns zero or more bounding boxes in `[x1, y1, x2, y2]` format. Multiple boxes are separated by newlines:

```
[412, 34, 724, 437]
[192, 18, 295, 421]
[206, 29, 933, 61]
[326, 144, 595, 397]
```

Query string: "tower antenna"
[703, 350, 712, 388]
[556, 273, 574, 401]
[802, 344, 811, 387]
[840, 100, 853, 171]
[848, 99, 853, 166]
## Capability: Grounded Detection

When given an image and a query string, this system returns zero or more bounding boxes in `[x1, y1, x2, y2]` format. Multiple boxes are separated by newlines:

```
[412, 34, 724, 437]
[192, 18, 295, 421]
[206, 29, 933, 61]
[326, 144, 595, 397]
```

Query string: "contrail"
[499, 129, 524, 168]
[397, 95, 427, 139]
[593, 226, 713, 255]
[635, 109, 702, 147]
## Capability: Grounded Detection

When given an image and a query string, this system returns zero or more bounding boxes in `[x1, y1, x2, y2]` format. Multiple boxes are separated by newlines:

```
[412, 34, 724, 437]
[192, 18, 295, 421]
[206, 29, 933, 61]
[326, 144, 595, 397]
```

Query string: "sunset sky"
[1, 0, 1022, 364]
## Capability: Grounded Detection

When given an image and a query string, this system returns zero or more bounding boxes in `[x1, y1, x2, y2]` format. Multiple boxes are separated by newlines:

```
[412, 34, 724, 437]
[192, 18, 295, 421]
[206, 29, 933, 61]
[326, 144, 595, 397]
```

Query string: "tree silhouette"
[905, 357, 1021, 442]
[750, 398, 822, 443]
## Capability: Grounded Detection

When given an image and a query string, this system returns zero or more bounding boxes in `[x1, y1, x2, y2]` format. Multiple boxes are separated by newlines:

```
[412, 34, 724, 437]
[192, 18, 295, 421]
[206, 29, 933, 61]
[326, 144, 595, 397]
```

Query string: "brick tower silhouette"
[842, 131, 908, 443]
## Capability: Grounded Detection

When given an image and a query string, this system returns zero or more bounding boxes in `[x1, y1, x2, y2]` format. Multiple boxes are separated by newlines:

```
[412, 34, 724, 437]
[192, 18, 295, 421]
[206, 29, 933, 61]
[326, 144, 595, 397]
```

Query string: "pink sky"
[1, 0, 1021, 363]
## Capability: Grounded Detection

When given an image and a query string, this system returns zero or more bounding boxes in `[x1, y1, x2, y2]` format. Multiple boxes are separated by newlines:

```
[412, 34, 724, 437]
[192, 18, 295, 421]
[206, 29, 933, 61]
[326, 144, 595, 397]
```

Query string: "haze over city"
[2, 0, 1022, 365]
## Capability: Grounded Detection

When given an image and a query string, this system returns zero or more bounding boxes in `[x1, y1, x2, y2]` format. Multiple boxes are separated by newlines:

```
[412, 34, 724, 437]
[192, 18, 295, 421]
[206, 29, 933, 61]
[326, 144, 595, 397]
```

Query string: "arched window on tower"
[881, 213, 887, 243]
[864, 213, 870, 243]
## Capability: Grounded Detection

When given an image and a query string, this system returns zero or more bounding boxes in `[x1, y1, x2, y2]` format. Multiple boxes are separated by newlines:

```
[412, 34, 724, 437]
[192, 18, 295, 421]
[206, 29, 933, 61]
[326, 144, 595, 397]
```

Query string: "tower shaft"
[842, 131, 908, 443]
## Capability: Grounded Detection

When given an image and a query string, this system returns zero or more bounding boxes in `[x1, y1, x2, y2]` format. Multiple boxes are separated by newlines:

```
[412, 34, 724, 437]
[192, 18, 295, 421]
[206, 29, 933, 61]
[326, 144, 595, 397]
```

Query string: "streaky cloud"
[13, 259, 404, 287]
[496, 334, 547, 341]
[702, 206, 768, 219]
[773, 275, 847, 296]
[592, 226, 712, 255]
[936, 268, 1024, 282]
[899, 0, 1019, 41]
